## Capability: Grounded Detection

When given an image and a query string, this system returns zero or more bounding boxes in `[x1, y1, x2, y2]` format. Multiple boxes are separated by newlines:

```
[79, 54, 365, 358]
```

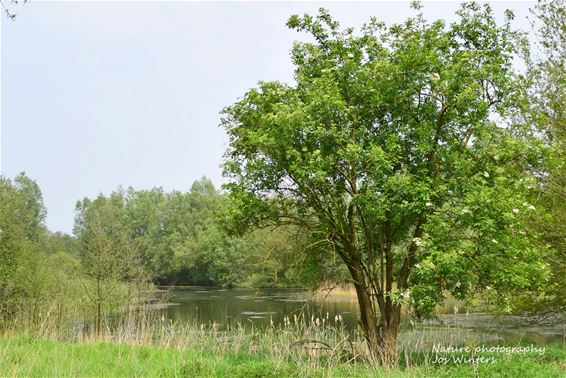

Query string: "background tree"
[518, 0, 566, 315]
[74, 192, 145, 334]
[222, 3, 548, 364]
[0, 174, 45, 320]
[0, 173, 80, 326]
[123, 187, 171, 281]
[73, 178, 310, 288]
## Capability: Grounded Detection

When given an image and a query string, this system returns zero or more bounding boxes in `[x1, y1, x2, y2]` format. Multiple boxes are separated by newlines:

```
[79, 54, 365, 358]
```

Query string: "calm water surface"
[155, 287, 564, 344]
[159, 287, 359, 329]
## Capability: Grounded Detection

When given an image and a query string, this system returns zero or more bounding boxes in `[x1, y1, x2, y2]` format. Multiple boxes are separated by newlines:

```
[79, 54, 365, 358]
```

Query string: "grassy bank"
[1, 335, 564, 377]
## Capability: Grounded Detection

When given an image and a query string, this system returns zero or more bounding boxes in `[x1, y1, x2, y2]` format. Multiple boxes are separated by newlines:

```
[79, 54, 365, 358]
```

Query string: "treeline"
[0, 174, 346, 323]
[73, 177, 344, 288]
[0, 173, 347, 331]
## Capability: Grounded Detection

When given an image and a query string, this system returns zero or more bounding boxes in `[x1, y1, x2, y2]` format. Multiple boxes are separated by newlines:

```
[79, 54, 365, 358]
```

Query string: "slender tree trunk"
[96, 279, 101, 337]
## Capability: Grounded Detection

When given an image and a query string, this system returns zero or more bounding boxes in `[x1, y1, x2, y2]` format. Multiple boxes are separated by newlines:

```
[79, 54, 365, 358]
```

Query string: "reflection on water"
[159, 287, 359, 330]
[156, 287, 564, 344]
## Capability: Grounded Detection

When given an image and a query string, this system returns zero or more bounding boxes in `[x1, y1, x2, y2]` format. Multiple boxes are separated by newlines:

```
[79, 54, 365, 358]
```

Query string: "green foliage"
[0, 173, 84, 325]
[514, 0, 566, 314]
[73, 177, 318, 288]
[40, 231, 78, 256]
[0, 174, 46, 319]
[222, 2, 548, 329]
[74, 192, 134, 283]
[74, 190, 150, 332]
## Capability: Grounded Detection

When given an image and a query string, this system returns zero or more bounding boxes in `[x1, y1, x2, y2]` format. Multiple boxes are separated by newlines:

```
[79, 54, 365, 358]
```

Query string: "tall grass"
[1, 288, 564, 377]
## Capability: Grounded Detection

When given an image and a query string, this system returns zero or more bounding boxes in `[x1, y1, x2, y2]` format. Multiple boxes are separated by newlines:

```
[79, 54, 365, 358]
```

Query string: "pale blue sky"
[1, 1, 534, 233]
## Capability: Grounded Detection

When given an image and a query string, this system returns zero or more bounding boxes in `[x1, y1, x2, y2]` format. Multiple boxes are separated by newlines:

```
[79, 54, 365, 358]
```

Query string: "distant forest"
[1, 174, 345, 296]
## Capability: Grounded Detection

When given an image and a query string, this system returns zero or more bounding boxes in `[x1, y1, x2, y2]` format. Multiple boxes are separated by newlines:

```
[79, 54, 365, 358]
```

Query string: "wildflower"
[347, 53, 354, 58]
[512, 208, 519, 214]
[413, 237, 423, 246]
[491, 239, 498, 244]
[483, 171, 490, 178]
[425, 201, 433, 207]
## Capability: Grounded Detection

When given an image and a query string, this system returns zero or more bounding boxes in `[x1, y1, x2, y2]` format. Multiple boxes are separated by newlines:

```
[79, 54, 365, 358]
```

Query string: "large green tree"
[522, 0, 566, 314]
[222, 3, 548, 363]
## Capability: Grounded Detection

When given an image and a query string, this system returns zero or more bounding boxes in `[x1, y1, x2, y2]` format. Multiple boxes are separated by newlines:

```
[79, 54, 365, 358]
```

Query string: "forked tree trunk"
[348, 262, 401, 365]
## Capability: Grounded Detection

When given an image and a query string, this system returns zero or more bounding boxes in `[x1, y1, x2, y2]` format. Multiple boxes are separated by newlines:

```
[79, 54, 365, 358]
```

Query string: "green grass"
[0, 335, 291, 378]
[0, 335, 564, 377]
[0, 335, 378, 378]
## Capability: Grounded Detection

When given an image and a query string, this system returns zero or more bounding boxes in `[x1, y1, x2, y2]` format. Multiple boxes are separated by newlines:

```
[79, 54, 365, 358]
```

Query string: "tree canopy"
[222, 3, 549, 363]
[519, 0, 566, 314]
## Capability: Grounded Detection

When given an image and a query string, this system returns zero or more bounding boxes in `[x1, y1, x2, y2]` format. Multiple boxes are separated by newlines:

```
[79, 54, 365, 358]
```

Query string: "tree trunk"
[96, 279, 101, 337]
[352, 278, 380, 361]
[347, 260, 401, 365]
[378, 304, 401, 365]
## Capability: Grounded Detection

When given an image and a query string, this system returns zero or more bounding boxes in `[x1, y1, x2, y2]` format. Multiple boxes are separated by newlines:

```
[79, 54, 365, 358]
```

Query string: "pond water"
[155, 287, 564, 345]
[158, 287, 359, 329]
